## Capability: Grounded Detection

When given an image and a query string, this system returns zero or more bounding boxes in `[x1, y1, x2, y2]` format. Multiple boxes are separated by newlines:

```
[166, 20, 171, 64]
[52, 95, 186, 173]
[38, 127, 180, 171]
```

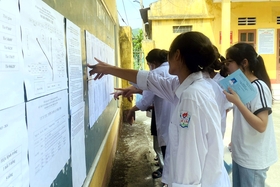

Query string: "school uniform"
[203, 72, 232, 137]
[135, 62, 174, 173]
[136, 89, 165, 169]
[137, 71, 230, 187]
[150, 62, 174, 148]
[231, 79, 277, 170]
[135, 62, 173, 148]
[212, 72, 225, 83]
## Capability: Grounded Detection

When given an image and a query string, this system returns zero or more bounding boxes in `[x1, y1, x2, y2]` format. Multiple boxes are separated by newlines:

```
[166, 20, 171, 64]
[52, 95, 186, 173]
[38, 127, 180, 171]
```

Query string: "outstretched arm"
[113, 86, 142, 96]
[111, 85, 142, 102]
[87, 57, 138, 83]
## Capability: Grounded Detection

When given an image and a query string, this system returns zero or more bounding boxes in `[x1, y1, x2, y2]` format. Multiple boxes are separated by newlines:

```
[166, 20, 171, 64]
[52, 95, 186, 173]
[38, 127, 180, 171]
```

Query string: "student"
[113, 86, 162, 168]
[223, 43, 278, 187]
[113, 48, 174, 179]
[210, 47, 228, 81]
[87, 31, 230, 187]
[202, 69, 233, 175]
[205, 49, 233, 174]
[205, 50, 232, 137]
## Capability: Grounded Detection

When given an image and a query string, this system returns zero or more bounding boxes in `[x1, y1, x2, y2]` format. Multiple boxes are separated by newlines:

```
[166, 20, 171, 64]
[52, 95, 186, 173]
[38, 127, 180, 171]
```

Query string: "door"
[238, 29, 256, 48]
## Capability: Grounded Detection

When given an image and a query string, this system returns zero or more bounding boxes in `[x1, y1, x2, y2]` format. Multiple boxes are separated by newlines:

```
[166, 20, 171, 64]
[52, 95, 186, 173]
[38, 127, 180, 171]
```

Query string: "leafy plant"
[132, 29, 144, 70]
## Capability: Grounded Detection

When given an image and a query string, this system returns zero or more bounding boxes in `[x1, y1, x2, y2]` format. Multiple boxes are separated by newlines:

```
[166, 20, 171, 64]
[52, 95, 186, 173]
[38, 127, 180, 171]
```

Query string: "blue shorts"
[232, 160, 269, 187]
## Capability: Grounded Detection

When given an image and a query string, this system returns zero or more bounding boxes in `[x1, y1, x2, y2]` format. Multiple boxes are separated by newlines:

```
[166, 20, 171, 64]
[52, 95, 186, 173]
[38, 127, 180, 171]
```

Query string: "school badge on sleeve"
[180, 111, 191, 128]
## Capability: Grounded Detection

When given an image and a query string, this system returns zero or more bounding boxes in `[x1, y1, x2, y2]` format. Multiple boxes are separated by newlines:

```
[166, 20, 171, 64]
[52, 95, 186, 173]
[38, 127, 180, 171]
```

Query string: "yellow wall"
[147, 0, 222, 51]
[142, 40, 156, 70]
[231, 2, 280, 80]
[150, 19, 216, 50]
[119, 27, 134, 110]
[147, 0, 280, 82]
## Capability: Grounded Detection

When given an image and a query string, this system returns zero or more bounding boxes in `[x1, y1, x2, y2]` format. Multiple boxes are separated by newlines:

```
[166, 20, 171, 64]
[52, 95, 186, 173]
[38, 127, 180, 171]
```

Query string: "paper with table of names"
[85, 31, 114, 127]
[20, 0, 67, 101]
[0, 0, 25, 110]
[0, 103, 29, 187]
[65, 20, 86, 186]
[219, 69, 257, 104]
[26, 89, 70, 187]
[66, 19, 84, 114]
[70, 102, 86, 187]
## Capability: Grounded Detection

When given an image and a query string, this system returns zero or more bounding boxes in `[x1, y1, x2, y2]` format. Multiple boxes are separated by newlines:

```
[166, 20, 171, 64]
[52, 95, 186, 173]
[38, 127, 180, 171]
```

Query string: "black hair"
[219, 62, 229, 77]
[169, 31, 217, 73]
[146, 49, 168, 65]
[226, 43, 271, 92]
[205, 45, 227, 75]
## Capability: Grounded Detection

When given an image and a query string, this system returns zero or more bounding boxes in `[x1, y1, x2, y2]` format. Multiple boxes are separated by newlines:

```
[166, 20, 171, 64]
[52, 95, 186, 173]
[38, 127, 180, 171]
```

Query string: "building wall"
[148, 0, 221, 49]
[146, 0, 280, 85]
[231, 2, 280, 81]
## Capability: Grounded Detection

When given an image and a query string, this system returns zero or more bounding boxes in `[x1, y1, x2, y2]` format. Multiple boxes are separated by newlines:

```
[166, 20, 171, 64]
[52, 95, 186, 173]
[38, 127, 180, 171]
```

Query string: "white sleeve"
[172, 183, 201, 187]
[137, 70, 178, 103]
[135, 90, 154, 111]
[251, 81, 272, 115]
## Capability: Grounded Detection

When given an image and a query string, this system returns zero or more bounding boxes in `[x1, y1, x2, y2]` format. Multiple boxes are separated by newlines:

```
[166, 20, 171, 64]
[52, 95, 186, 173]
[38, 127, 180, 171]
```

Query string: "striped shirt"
[231, 79, 278, 169]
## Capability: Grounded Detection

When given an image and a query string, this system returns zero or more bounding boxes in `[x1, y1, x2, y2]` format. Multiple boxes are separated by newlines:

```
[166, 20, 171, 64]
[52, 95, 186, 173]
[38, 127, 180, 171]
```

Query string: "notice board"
[0, 0, 119, 186]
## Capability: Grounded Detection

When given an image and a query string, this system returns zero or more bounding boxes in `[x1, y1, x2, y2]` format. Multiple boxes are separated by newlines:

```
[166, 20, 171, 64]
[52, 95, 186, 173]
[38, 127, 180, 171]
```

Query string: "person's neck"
[209, 71, 217, 79]
[177, 70, 191, 84]
[244, 71, 257, 82]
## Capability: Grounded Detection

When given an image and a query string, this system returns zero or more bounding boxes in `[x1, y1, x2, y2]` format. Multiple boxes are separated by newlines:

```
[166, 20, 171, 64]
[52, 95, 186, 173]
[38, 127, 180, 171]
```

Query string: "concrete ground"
[108, 101, 280, 187]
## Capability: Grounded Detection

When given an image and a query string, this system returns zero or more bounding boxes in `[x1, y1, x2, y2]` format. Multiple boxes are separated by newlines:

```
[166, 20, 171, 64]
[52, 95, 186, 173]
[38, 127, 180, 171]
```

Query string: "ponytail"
[226, 43, 272, 93]
[254, 55, 272, 93]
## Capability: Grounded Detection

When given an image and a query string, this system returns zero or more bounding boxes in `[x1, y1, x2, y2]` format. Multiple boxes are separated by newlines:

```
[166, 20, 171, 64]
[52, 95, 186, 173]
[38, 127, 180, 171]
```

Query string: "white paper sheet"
[258, 28, 274, 54]
[20, 0, 67, 101]
[0, 103, 29, 187]
[0, 0, 25, 110]
[26, 90, 70, 187]
[85, 31, 114, 127]
[71, 102, 86, 187]
[66, 19, 84, 114]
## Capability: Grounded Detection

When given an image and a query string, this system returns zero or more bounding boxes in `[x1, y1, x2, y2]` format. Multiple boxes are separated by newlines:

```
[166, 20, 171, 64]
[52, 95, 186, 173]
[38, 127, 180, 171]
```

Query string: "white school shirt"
[231, 79, 278, 169]
[212, 72, 225, 83]
[136, 90, 154, 111]
[203, 72, 232, 137]
[137, 71, 230, 187]
[135, 62, 174, 147]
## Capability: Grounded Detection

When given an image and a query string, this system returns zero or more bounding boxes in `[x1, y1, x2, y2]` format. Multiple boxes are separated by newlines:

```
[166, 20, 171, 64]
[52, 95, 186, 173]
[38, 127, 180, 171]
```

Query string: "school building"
[3, 0, 279, 187]
[141, 0, 280, 99]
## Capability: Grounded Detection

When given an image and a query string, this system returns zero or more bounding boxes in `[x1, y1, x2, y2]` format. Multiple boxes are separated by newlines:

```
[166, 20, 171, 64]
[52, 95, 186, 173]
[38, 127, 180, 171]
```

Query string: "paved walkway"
[108, 101, 280, 187]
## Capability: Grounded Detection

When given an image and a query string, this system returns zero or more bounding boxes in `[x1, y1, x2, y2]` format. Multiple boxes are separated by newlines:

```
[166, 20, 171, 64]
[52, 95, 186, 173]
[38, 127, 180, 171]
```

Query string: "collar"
[160, 62, 169, 67]
[175, 71, 203, 98]
[202, 72, 210, 79]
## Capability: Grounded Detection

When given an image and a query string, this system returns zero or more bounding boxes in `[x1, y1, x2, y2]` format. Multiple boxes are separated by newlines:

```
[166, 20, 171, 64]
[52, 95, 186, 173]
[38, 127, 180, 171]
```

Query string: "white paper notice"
[0, 0, 24, 110]
[26, 90, 70, 187]
[66, 19, 84, 114]
[85, 31, 114, 127]
[71, 102, 86, 187]
[0, 103, 29, 187]
[20, 0, 67, 101]
[258, 29, 274, 54]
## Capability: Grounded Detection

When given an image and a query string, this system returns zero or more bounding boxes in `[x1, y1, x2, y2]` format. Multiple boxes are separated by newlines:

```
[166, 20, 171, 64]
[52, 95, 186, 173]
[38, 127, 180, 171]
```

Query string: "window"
[173, 26, 192, 33]
[238, 17, 256, 25]
[238, 30, 256, 47]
